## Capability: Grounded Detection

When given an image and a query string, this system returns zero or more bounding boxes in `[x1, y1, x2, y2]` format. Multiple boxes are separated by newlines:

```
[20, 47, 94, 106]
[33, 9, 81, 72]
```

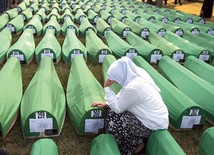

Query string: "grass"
[0, 0, 214, 154]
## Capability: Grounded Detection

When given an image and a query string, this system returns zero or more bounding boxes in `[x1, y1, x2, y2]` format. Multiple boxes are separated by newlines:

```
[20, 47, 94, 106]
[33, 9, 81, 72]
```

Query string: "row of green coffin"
[29, 126, 214, 155]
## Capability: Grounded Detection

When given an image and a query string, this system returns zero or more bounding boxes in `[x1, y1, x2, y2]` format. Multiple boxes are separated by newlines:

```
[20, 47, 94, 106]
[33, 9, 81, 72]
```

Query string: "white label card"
[85, 119, 104, 132]
[91, 110, 102, 117]
[11, 51, 24, 61]
[150, 54, 162, 63]
[41, 49, 54, 59]
[29, 118, 53, 132]
[173, 51, 184, 62]
[35, 112, 47, 119]
[180, 116, 201, 128]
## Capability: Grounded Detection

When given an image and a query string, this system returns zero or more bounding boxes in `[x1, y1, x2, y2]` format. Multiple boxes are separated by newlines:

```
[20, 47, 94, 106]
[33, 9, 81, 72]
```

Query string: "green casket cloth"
[17, 2, 27, 13]
[158, 56, 214, 123]
[0, 28, 12, 63]
[7, 14, 24, 34]
[0, 57, 22, 138]
[163, 31, 211, 61]
[35, 29, 61, 63]
[61, 9, 74, 22]
[21, 57, 66, 138]
[36, 9, 47, 23]
[114, 6, 127, 15]
[51, 3, 62, 14]
[138, 18, 166, 37]
[177, 11, 204, 23]
[79, 18, 97, 37]
[47, 8, 61, 22]
[5, 8, 18, 20]
[73, 5, 81, 13]
[70, 1, 77, 10]
[100, 10, 113, 24]
[7, 28, 35, 64]
[23, 0, 30, 6]
[127, 32, 163, 63]
[94, 4, 103, 14]
[30, 138, 58, 155]
[144, 10, 169, 22]
[86, 30, 112, 63]
[190, 22, 214, 35]
[24, 15, 43, 36]
[133, 56, 205, 129]
[88, 9, 99, 24]
[43, 16, 61, 37]
[41, 2, 51, 14]
[61, 4, 72, 13]
[124, 18, 150, 38]
[20, 8, 33, 22]
[105, 31, 138, 59]
[155, 9, 182, 22]
[78, 1, 86, 9]
[74, 9, 87, 23]
[104, 6, 114, 14]
[125, 10, 141, 22]
[146, 130, 186, 155]
[137, 12, 156, 22]
[102, 55, 122, 94]
[62, 29, 87, 64]
[184, 56, 214, 85]
[111, 10, 127, 22]
[90, 134, 120, 155]
[0, 14, 9, 31]
[212, 59, 214, 66]
[66, 56, 106, 135]
[148, 31, 184, 62]
[29, 2, 39, 14]
[198, 127, 214, 155]
[61, 17, 79, 36]
[96, 18, 111, 37]
[110, 18, 132, 38]
[83, 5, 92, 14]
[198, 31, 214, 44]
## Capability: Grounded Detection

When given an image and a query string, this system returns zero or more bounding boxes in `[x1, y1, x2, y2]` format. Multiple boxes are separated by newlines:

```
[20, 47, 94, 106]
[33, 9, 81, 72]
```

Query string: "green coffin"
[105, 31, 138, 59]
[86, 30, 112, 63]
[62, 29, 87, 64]
[30, 138, 58, 155]
[138, 12, 156, 22]
[102, 55, 122, 94]
[17, 2, 27, 13]
[197, 31, 214, 44]
[124, 18, 150, 39]
[79, 18, 97, 37]
[96, 18, 111, 38]
[0, 57, 22, 138]
[177, 11, 204, 23]
[211, 59, 214, 66]
[184, 56, 214, 86]
[66, 56, 106, 135]
[198, 127, 214, 155]
[74, 9, 87, 23]
[5, 8, 18, 20]
[158, 56, 214, 124]
[61, 9, 74, 23]
[148, 31, 185, 62]
[21, 57, 66, 138]
[88, 9, 99, 24]
[146, 130, 186, 155]
[155, 10, 182, 22]
[6, 14, 24, 34]
[35, 29, 61, 63]
[43, 16, 61, 37]
[29, 2, 39, 14]
[144, 10, 169, 22]
[20, 8, 33, 22]
[51, 3, 62, 14]
[111, 10, 127, 22]
[163, 31, 211, 62]
[110, 18, 132, 38]
[41, 3, 51, 15]
[61, 4, 72, 13]
[100, 10, 113, 24]
[7, 28, 35, 64]
[0, 28, 12, 63]
[0, 14, 9, 31]
[133, 56, 205, 129]
[24, 15, 43, 36]
[125, 10, 141, 22]
[90, 134, 120, 155]
[191, 22, 214, 35]
[61, 17, 79, 36]
[36, 9, 47, 23]
[47, 8, 61, 22]
[127, 32, 163, 63]
[83, 5, 92, 14]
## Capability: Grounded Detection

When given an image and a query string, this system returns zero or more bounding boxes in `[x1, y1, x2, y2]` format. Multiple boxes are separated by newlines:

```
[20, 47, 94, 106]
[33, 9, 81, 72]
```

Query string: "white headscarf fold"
[107, 57, 160, 92]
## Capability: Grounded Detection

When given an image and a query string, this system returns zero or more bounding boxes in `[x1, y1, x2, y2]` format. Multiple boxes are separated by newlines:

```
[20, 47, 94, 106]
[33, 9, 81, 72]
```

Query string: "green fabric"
[124, 18, 150, 38]
[197, 32, 214, 44]
[41, 2, 50, 14]
[105, 31, 138, 59]
[177, 11, 204, 23]
[74, 9, 87, 23]
[29, 2, 39, 14]
[94, 4, 103, 14]
[62, 29, 87, 64]
[36, 9, 47, 23]
[51, 4, 62, 14]
[17, 2, 27, 13]
[0, 28, 12, 63]
[191, 22, 214, 34]
[184, 56, 214, 86]
[212, 59, 214, 66]
[100, 10, 113, 24]
[30, 138, 58, 155]
[24, 15, 43, 36]
[111, 10, 127, 22]
[43, 16, 61, 37]
[137, 12, 156, 22]
[127, 32, 163, 63]
[198, 127, 214, 155]
[0, 14, 9, 31]
[20, 8, 33, 22]
[35, 29, 61, 63]
[96, 18, 111, 37]
[21, 57, 66, 138]
[163, 31, 211, 61]
[0, 58, 22, 138]
[86, 30, 112, 63]
[158, 56, 214, 123]
[148, 31, 184, 62]
[144, 10, 169, 22]
[110, 18, 131, 38]
[61, 9, 74, 23]
[133, 56, 205, 129]
[125, 10, 141, 22]
[7, 28, 35, 64]
[88, 9, 99, 23]
[61, 17, 79, 36]
[102, 55, 122, 94]
[47, 8, 61, 22]
[155, 10, 182, 22]
[146, 130, 186, 155]
[79, 18, 97, 36]
[90, 134, 120, 155]
[61, 4, 72, 13]
[83, 5, 92, 14]
[5, 8, 18, 19]
[66, 56, 106, 135]
[7, 14, 24, 34]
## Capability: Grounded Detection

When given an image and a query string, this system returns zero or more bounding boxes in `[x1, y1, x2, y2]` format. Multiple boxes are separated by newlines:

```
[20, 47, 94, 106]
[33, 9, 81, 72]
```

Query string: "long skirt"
[104, 109, 154, 155]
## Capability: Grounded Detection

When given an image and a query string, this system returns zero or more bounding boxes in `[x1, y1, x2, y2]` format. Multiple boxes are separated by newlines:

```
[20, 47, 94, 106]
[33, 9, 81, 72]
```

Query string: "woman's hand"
[104, 79, 115, 87]
[91, 102, 107, 108]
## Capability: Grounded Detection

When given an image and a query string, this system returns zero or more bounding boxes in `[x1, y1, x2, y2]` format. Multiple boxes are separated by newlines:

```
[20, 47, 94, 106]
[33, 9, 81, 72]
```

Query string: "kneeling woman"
[92, 57, 169, 155]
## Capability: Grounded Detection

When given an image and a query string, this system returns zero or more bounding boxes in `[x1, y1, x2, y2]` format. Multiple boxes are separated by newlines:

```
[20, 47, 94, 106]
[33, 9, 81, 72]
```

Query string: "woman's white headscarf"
[107, 57, 160, 92]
